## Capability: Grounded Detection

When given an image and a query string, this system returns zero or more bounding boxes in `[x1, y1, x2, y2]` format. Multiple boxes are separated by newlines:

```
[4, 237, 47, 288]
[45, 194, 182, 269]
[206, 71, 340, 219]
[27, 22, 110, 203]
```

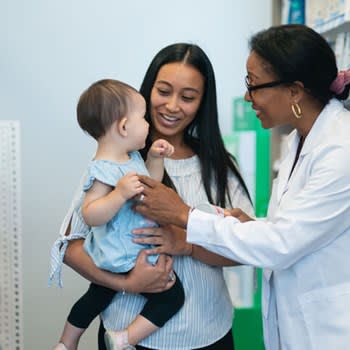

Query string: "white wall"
[0, 1, 272, 348]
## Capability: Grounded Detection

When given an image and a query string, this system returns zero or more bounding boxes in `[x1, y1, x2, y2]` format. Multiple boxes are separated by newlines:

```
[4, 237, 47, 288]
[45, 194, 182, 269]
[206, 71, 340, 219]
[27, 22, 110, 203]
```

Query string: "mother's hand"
[132, 224, 192, 256]
[64, 239, 174, 294]
[126, 250, 175, 293]
[135, 175, 190, 227]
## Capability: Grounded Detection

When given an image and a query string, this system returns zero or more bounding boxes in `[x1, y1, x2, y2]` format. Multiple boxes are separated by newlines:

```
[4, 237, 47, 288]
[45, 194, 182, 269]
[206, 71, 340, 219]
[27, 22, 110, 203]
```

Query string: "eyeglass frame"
[245, 75, 289, 98]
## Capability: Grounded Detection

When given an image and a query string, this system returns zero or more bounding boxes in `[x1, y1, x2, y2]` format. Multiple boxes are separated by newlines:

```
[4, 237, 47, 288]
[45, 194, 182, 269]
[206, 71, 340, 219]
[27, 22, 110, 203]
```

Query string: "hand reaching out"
[132, 224, 192, 256]
[134, 175, 190, 227]
[145, 140, 175, 181]
[149, 139, 174, 159]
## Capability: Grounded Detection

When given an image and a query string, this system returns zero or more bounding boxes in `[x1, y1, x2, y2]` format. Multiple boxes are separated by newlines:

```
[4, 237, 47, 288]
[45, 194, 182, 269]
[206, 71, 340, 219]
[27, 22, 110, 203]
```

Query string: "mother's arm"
[64, 233, 174, 293]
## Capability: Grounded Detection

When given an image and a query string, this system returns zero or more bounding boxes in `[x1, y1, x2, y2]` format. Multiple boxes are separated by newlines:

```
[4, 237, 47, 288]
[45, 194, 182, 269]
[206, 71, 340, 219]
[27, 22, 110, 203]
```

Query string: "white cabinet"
[306, 0, 350, 35]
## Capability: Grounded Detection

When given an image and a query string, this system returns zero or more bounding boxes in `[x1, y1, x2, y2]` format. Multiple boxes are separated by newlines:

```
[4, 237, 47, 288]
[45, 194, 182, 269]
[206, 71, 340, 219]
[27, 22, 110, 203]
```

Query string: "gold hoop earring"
[291, 103, 302, 119]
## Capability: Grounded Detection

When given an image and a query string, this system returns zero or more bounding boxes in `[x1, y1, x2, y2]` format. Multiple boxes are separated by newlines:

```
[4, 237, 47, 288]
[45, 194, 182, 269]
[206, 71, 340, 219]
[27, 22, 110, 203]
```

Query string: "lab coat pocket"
[298, 282, 350, 350]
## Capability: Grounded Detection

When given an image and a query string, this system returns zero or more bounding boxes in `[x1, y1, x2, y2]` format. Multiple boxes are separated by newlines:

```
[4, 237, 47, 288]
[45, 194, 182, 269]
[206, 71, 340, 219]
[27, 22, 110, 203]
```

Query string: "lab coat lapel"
[276, 100, 343, 202]
[298, 99, 343, 158]
[275, 130, 300, 204]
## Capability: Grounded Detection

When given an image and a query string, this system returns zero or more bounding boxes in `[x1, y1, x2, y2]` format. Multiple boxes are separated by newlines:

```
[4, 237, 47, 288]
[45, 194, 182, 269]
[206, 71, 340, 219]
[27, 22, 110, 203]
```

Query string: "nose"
[165, 95, 180, 112]
[244, 90, 252, 102]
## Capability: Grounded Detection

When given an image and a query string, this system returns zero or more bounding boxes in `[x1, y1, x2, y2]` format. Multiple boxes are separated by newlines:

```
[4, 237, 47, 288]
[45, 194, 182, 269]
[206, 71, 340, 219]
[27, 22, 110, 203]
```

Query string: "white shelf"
[321, 20, 350, 40]
[0, 121, 23, 350]
[315, 16, 348, 36]
[306, 0, 350, 38]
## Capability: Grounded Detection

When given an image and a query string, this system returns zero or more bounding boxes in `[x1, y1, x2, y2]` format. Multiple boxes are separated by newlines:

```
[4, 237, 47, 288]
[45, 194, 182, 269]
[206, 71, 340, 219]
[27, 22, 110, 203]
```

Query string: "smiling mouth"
[159, 113, 180, 125]
[252, 106, 261, 117]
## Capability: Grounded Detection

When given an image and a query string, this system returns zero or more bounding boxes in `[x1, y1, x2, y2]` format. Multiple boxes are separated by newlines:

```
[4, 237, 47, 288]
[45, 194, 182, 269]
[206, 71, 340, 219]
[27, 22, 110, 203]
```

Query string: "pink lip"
[158, 113, 180, 127]
[251, 106, 261, 118]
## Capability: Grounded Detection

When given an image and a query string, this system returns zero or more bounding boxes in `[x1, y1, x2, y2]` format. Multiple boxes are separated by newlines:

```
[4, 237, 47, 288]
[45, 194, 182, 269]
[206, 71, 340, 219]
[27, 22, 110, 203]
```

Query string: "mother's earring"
[291, 103, 302, 119]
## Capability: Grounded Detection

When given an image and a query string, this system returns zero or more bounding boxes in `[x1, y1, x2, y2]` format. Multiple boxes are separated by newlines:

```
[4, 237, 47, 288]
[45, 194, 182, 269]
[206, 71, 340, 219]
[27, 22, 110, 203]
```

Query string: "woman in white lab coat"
[133, 25, 350, 350]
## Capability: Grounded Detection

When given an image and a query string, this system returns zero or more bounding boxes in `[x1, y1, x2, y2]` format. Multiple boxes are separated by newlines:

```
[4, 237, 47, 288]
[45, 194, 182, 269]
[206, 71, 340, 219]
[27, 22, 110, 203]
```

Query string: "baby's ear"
[116, 117, 128, 137]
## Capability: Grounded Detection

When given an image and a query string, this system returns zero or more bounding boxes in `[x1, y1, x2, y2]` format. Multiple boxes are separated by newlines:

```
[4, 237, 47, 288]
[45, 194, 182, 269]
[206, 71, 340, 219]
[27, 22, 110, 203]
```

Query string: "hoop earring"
[291, 103, 302, 119]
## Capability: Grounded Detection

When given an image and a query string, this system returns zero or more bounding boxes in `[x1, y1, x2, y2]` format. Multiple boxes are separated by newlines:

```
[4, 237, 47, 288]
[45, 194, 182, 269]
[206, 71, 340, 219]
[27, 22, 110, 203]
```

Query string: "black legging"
[98, 321, 235, 350]
[68, 273, 184, 329]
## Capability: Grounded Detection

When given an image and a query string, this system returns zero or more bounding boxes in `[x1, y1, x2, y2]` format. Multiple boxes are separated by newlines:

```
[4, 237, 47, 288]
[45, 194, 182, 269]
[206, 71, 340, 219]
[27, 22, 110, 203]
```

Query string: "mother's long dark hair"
[140, 43, 250, 207]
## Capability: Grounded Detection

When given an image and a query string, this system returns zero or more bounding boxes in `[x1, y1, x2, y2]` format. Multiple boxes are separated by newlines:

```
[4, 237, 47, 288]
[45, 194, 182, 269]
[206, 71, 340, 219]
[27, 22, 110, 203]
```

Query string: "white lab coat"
[187, 99, 350, 350]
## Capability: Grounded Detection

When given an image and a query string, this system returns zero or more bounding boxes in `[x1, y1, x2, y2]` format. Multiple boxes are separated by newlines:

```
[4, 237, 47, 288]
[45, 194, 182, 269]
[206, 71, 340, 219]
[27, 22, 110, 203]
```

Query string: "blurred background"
[1, 1, 275, 348]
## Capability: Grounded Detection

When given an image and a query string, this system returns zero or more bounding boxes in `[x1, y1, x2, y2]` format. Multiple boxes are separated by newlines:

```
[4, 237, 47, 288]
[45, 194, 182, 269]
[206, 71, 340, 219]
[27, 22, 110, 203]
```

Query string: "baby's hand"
[116, 172, 144, 200]
[149, 139, 174, 158]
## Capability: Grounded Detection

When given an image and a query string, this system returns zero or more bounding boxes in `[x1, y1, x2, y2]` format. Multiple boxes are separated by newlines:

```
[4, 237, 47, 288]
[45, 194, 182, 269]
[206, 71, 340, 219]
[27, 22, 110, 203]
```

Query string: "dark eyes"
[157, 88, 170, 96]
[157, 88, 195, 102]
[182, 96, 195, 102]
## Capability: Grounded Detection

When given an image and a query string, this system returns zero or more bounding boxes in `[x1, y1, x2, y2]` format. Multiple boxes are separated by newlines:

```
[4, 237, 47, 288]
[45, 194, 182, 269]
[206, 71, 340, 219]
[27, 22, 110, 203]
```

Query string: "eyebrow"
[247, 71, 259, 80]
[155, 80, 201, 94]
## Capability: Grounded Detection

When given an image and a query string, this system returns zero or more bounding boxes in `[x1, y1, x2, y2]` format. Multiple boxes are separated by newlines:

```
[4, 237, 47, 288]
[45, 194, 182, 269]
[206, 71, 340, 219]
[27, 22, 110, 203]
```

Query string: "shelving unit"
[320, 20, 350, 38]
[0, 121, 23, 350]
[306, 0, 350, 35]
[271, 0, 350, 174]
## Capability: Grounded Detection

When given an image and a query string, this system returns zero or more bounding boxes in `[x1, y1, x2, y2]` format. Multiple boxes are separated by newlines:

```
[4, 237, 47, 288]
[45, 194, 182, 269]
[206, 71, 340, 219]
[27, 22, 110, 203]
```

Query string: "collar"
[286, 98, 344, 156]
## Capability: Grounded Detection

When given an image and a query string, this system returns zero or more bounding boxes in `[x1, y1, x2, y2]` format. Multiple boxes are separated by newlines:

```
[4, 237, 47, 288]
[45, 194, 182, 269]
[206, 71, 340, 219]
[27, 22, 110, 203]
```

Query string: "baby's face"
[125, 92, 149, 151]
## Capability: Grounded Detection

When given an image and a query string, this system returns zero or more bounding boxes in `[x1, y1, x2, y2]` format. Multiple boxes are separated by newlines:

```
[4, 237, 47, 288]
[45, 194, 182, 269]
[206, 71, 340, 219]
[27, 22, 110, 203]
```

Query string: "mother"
[52, 43, 252, 349]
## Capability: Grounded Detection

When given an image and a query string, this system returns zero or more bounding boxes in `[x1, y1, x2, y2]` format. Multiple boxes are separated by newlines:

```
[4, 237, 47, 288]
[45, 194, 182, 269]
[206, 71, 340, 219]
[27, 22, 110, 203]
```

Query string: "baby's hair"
[77, 79, 139, 140]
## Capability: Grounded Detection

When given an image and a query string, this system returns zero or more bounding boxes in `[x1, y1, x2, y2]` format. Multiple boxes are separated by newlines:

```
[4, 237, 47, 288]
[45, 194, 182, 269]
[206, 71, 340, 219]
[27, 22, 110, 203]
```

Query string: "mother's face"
[150, 62, 204, 139]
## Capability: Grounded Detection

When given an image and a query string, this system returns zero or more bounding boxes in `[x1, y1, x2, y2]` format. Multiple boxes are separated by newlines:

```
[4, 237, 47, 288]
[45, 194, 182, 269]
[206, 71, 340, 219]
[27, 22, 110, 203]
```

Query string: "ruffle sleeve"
[83, 160, 122, 191]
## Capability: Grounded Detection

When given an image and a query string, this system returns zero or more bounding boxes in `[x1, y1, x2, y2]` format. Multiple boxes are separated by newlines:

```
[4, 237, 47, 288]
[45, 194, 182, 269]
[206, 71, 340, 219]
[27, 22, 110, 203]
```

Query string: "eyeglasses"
[245, 75, 287, 98]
